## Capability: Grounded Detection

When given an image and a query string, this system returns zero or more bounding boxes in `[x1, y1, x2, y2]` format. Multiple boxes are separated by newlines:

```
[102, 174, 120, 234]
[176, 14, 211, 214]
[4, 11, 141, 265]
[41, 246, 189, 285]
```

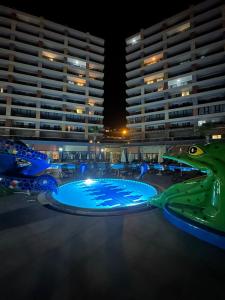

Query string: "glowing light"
[76, 108, 83, 114]
[84, 179, 94, 186]
[59, 147, 63, 152]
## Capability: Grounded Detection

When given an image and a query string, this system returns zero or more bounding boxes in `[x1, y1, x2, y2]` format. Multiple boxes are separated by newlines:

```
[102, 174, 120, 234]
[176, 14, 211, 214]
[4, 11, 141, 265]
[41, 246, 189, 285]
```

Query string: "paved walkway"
[0, 176, 225, 300]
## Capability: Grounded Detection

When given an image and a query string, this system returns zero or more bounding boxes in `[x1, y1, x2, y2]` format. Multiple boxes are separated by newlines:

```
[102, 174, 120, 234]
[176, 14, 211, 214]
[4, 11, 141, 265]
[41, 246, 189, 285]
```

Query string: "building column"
[5, 96, 12, 135]
[62, 104, 67, 132]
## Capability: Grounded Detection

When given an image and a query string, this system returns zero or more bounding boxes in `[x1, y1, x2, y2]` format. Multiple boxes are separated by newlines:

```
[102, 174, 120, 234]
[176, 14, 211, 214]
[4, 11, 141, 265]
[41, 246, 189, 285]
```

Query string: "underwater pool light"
[84, 178, 94, 186]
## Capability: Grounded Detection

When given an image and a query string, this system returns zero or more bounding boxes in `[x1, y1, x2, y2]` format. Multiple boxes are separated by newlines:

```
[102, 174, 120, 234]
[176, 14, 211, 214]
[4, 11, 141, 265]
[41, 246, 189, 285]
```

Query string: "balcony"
[11, 109, 36, 118]
[170, 123, 194, 129]
[169, 110, 193, 119]
[40, 113, 62, 121]
[169, 102, 193, 109]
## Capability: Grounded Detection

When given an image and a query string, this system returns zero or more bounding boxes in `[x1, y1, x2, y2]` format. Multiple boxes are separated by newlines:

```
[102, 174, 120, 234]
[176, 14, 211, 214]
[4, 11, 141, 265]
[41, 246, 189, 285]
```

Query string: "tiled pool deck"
[0, 174, 225, 300]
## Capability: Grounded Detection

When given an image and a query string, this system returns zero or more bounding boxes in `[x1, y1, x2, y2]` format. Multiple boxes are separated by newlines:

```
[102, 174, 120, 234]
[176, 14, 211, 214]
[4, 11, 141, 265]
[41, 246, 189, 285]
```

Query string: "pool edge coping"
[38, 178, 162, 216]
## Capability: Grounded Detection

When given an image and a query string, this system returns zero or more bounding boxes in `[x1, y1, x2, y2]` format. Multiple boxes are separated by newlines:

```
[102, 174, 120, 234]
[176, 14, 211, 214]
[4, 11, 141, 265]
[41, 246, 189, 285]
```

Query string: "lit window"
[144, 73, 164, 85]
[68, 80, 74, 85]
[76, 108, 84, 114]
[182, 90, 190, 96]
[167, 22, 190, 37]
[67, 57, 86, 69]
[88, 99, 95, 106]
[158, 86, 163, 92]
[75, 79, 86, 87]
[0, 87, 3, 93]
[144, 53, 163, 65]
[77, 82, 84, 87]
[127, 34, 141, 46]
[42, 51, 59, 61]
[212, 134, 222, 140]
[198, 120, 206, 126]
[168, 75, 192, 89]
[146, 80, 154, 85]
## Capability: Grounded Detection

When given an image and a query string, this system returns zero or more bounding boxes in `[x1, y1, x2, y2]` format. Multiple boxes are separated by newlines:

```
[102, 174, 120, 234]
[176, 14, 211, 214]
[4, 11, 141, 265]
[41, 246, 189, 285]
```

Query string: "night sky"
[2, 0, 204, 128]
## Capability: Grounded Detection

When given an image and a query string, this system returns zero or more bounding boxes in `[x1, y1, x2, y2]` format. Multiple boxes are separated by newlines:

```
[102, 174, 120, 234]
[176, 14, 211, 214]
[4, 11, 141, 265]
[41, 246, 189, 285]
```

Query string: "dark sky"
[2, 0, 204, 128]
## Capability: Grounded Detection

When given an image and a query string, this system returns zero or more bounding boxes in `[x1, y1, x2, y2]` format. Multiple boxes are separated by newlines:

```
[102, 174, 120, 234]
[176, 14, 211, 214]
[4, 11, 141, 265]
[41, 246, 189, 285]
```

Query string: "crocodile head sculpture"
[149, 142, 225, 233]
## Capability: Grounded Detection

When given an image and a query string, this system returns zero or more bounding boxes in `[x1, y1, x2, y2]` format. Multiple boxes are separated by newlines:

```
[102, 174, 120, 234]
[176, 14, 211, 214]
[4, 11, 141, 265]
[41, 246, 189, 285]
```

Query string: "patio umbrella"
[120, 149, 127, 163]
[99, 152, 102, 160]
[134, 153, 138, 160]
[79, 152, 82, 160]
[109, 152, 113, 163]
[128, 152, 134, 163]
[86, 153, 90, 160]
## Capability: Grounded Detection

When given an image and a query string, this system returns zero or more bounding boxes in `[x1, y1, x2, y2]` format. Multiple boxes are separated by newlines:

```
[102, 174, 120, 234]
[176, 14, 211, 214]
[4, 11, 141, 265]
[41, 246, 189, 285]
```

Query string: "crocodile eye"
[189, 146, 204, 156]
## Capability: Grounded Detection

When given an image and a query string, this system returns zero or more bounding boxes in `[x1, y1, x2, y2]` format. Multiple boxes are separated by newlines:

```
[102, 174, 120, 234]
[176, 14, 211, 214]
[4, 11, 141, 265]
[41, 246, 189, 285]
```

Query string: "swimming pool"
[48, 178, 157, 215]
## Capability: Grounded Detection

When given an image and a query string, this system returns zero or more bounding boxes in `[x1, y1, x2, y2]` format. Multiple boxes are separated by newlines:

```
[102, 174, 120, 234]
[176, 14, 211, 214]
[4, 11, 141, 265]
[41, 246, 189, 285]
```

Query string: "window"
[127, 34, 141, 46]
[214, 105, 221, 113]
[199, 107, 210, 115]
[158, 86, 163, 92]
[0, 87, 3, 93]
[212, 134, 222, 140]
[67, 57, 86, 69]
[76, 108, 84, 114]
[167, 22, 190, 37]
[182, 90, 190, 96]
[146, 80, 154, 85]
[42, 51, 62, 61]
[144, 73, 164, 85]
[144, 53, 163, 66]
[168, 75, 192, 89]
[88, 99, 95, 106]
[198, 120, 206, 126]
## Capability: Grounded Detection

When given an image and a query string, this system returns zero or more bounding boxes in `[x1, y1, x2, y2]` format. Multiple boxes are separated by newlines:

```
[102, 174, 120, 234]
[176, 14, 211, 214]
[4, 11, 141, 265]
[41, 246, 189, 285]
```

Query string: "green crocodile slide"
[148, 142, 225, 250]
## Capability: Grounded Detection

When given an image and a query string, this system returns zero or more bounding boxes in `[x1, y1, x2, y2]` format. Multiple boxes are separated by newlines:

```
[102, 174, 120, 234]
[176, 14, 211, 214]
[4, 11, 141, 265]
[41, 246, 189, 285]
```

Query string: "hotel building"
[0, 5, 104, 141]
[125, 0, 225, 141]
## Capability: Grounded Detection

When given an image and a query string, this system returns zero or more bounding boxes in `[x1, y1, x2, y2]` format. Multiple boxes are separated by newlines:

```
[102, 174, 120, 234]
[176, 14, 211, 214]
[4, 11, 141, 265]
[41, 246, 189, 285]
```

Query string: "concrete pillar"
[8, 64, 14, 72]
[36, 102, 40, 119]
[85, 125, 88, 139]
[35, 122, 40, 138]
[6, 96, 12, 117]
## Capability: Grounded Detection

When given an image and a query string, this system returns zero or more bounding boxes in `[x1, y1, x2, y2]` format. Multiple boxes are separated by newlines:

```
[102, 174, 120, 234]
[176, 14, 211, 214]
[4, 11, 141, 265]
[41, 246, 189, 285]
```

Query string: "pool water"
[52, 178, 157, 210]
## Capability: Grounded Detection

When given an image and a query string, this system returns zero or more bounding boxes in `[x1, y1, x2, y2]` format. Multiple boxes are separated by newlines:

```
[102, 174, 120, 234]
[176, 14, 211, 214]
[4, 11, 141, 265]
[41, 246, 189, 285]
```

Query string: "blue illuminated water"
[52, 178, 157, 210]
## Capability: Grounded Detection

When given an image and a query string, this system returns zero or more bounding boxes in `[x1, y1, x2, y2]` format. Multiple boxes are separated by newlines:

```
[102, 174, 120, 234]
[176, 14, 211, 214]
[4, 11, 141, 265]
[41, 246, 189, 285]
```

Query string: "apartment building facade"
[126, 0, 225, 141]
[0, 5, 104, 141]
